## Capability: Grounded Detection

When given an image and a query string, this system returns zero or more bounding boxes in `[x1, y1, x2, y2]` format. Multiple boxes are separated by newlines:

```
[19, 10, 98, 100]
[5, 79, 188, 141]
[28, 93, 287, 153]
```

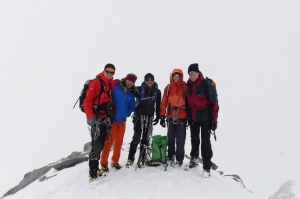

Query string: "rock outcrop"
[1, 144, 89, 199]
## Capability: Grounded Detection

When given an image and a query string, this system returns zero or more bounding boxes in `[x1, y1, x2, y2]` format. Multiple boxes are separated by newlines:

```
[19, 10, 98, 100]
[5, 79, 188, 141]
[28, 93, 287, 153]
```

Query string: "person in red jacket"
[84, 63, 116, 182]
[159, 69, 188, 167]
[186, 63, 219, 178]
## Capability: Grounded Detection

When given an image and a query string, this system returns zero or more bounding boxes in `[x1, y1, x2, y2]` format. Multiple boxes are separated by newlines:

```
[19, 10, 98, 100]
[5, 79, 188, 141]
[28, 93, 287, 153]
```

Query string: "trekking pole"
[73, 97, 80, 108]
[210, 130, 217, 141]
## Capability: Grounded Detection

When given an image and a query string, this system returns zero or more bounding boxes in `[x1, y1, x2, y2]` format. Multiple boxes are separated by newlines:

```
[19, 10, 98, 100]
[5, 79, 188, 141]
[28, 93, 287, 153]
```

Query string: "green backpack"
[151, 135, 167, 163]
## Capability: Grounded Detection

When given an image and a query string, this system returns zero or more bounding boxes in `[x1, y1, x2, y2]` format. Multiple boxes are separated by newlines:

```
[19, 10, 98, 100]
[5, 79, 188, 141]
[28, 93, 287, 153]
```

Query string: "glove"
[153, 117, 159, 125]
[87, 117, 94, 126]
[211, 122, 217, 131]
[160, 116, 166, 128]
[187, 118, 194, 126]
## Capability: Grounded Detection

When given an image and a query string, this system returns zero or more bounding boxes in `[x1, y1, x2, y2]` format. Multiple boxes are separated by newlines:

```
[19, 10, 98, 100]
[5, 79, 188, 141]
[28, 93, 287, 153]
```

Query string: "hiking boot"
[89, 177, 98, 183]
[176, 161, 183, 167]
[111, 163, 122, 170]
[89, 168, 98, 179]
[126, 159, 134, 168]
[97, 166, 109, 177]
[188, 157, 199, 168]
[202, 169, 211, 178]
[168, 159, 175, 168]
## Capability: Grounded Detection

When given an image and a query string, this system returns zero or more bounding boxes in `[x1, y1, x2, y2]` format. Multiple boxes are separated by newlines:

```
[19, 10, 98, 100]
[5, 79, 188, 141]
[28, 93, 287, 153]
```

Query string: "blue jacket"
[112, 84, 135, 122]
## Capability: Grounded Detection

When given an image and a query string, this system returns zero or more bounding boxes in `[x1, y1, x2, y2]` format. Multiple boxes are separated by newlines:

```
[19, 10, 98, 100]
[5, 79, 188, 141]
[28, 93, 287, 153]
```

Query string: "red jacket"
[160, 69, 188, 119]
[84, 72, 115, 118]
[186, 72, 219, 123]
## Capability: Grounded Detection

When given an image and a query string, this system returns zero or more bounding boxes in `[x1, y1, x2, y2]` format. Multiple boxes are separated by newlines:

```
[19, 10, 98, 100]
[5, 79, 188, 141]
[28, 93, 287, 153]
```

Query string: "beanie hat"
[144, 73, 154, 81]
[188, 63, 200, 73]
[104, 63, 115, 71]
[125, 73, 137, 83]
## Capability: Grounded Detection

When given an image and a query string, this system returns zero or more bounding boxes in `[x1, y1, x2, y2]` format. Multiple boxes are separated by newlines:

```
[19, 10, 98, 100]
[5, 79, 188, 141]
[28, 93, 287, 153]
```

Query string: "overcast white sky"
[0, 1, 300, 198]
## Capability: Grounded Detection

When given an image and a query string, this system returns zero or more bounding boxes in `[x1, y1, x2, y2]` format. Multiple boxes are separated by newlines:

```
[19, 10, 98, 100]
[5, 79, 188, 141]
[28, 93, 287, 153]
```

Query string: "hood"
[170, 68, 184, 84]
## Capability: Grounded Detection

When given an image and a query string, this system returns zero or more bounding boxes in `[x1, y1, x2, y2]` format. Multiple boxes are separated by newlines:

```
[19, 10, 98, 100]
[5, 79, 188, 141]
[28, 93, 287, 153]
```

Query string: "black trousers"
[128, 115, 152, 161]
[190, 120, 213, 170]
[167, 119, 186, 162]
[88, 122, 109, 178]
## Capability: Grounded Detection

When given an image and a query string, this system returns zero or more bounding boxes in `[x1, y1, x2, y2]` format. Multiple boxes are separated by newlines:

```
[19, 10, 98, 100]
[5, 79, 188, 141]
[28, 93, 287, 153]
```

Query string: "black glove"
[160, 116, 166, 128]
[187, 118, 194, 126]
[211, 122, 217, 131]
[153, 117, 159, 125]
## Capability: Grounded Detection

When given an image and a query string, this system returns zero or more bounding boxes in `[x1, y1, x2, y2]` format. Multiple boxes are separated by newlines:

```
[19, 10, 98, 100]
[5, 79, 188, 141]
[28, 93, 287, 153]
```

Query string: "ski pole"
[209, 130, 217, 141]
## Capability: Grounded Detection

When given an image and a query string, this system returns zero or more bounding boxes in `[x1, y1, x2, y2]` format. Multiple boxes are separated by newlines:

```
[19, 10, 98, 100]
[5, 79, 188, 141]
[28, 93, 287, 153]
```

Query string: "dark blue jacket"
[112, 84, 135, 122]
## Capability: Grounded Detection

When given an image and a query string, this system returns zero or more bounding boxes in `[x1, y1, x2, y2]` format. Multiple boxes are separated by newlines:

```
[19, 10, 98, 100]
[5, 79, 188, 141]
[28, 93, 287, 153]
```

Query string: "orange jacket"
[160, 69, 188, 119]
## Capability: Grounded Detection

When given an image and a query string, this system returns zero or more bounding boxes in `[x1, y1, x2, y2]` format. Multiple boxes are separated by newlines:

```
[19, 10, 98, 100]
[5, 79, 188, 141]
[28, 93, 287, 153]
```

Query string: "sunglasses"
[105, 70, 115, 75]
[189, 71, 198, 75]
[145, 79, 154, 82]
[173, 74, 181, 78]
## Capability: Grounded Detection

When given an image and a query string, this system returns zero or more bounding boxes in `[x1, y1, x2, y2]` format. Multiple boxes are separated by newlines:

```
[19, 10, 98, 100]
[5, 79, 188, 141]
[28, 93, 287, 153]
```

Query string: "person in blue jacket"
[99, 73, 137, 175]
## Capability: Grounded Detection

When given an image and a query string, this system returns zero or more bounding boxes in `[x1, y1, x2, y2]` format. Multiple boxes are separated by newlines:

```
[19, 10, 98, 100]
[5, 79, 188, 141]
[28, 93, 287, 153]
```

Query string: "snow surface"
[1, 0, 300, 198]
[3, 150, 254, 199]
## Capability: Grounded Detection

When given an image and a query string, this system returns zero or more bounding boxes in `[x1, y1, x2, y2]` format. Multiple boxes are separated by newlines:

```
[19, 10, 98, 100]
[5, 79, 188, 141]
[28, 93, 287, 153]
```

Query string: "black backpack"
[73, 77, 104, 113]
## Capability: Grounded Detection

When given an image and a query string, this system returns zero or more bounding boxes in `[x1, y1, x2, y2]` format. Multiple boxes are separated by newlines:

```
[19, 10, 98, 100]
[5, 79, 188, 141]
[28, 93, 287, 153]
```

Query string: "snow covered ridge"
[1, 142, 254, 199]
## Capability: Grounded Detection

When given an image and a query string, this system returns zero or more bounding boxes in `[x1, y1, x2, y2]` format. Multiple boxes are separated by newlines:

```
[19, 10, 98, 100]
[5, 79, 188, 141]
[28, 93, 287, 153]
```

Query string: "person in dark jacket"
[84, 63, 116, 182]
[126, 73, 162, 167]
[186, 63, 219, 178]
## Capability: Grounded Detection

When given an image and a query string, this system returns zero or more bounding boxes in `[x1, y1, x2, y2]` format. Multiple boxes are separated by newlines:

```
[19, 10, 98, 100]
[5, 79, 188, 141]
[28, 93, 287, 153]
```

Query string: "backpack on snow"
[150, 135, 167, 163]
[73, 77, 104, 113]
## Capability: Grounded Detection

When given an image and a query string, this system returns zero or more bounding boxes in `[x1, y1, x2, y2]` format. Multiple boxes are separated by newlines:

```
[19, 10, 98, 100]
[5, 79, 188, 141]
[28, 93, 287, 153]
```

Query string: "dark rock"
[83, 141, 92, 152]
[2, 166, 52, 198]
[53, 156, 88, 171]
[1, 147, 89, 198]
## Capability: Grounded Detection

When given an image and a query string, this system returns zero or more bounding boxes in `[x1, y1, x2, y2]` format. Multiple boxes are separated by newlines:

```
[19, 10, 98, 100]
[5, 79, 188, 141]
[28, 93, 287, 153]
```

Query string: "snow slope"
[3, 148, 254, 199]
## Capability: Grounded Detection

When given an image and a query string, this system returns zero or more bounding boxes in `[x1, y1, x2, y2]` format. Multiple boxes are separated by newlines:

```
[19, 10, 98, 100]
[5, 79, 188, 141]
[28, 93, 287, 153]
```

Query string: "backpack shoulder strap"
[94, 77, 105, 104]
[166, 83, 171, 97]
[204, 78, 209, 94]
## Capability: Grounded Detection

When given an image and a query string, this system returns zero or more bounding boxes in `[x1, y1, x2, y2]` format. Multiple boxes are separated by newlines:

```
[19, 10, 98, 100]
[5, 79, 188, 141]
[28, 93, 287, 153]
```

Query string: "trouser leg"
[140, 117, 151, 157]
[128, 116, 142, 161]
[89, 139, 103, 178]
[200, 120, 213, 170]
[111, 122, 126, 164]
[89, 122, 108, 178]
[167, 121, 176, 160]
[100, 125, 114, 167]
[175, 119, 187, 162]
[190, 122, 201, 158]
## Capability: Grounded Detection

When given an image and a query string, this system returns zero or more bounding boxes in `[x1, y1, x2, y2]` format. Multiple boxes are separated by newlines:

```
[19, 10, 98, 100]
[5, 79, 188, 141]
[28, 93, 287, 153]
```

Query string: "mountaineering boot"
[202, 169, 211, 178]
[89, 159, 99, 182]
[188, 157, 199, 169]
[111, 163, 122, 170]
[97, 166, 109, 177]
[89, 177, 98, 183]
[89, 168, 98, 182]
[168, 159, 175, 168]
[176, 161, 183, 167]
[126, 159, 134, 168]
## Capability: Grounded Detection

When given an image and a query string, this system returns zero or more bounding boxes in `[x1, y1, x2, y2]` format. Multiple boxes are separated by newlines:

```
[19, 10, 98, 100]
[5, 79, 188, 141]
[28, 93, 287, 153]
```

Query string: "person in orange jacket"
[159, 68, 188, 167]
[84, 63, 116, 182]
[99, 73, 137, 174]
